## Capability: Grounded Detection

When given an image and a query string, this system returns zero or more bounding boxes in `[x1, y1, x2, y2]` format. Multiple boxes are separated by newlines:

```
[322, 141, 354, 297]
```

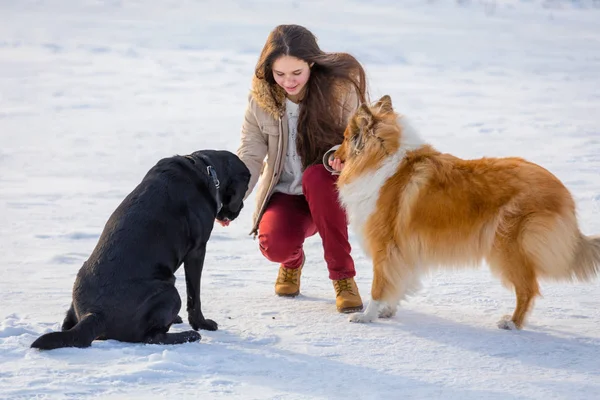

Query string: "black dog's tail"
[31, 313, 105, 350]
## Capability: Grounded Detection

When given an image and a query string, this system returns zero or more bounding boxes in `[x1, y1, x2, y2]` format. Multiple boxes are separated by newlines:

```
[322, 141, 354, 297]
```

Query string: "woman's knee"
[258, 232, 302, 264]
[256, 192, 312, 265]
[302, 164, 335, 192]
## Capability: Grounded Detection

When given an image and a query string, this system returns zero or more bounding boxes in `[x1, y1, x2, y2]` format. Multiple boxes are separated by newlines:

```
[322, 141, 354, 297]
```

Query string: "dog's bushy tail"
[31, 313, 105, 350]
[571, 234, 600, 281]
[521, 213, 599, 282]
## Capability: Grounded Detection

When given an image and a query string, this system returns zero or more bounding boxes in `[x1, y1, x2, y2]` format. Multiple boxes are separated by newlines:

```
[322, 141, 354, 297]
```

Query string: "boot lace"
[334, 279, 355, 296]
[277, 267, 300, 285]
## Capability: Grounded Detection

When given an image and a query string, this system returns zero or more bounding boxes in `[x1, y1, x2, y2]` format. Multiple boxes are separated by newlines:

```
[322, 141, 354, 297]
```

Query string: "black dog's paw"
[199, 319, 218, 331]
[173, 315, 183, 324]
[189, 315, 218, 331]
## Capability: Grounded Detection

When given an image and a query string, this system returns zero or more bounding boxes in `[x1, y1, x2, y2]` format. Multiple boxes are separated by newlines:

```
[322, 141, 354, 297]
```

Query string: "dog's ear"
[350, 104, 373, 154]
[222, 162, 250, 216]
[375, 95, 393, 114]
[356, 103, 374, 131]
[223, 176, 246, 214]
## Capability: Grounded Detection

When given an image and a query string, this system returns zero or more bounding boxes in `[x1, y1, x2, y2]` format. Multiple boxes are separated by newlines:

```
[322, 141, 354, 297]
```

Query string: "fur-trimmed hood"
[250, 76, 288, 119]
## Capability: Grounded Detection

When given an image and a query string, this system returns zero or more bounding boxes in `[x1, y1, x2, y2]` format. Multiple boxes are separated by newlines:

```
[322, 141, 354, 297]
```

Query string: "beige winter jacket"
[236, 76, 360, 236]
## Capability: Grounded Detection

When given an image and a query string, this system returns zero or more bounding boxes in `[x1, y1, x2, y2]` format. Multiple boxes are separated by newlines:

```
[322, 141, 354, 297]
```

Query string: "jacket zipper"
[250, 115, 285, 237]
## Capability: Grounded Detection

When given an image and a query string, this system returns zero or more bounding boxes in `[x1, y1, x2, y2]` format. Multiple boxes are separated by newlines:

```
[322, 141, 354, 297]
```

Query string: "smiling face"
[272, 55, 311, 101]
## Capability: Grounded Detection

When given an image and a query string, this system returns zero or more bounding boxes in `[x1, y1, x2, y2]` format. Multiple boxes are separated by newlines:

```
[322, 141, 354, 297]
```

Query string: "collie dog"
[333, 95, 600, 329]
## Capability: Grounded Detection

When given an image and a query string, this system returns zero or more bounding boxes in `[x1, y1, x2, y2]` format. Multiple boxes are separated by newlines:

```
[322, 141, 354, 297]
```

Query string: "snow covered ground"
[1, 0, 599, 398]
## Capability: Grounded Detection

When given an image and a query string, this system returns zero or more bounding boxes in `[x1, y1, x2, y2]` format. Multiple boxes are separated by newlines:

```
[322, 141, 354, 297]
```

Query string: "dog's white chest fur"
[337, 117, 423, 255]
[338, 153, 404, 255]
[339, 155, 402, 223]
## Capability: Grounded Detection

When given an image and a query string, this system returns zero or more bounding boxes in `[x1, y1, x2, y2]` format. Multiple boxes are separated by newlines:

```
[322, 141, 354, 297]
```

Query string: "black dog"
[31, 150, 250, 350]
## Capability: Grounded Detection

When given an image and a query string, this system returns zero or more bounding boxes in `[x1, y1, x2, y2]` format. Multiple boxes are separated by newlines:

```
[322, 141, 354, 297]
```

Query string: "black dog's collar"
[205, 164, 222, 214]
[185, 154, 223, 214]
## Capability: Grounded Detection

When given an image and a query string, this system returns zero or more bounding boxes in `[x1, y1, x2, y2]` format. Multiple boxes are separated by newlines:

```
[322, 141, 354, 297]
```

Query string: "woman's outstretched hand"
[329, 157, 345, 172]
[216, 219, 230, 227]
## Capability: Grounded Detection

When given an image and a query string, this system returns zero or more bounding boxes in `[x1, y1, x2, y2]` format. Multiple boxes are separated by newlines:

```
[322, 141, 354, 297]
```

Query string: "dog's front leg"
[349, 257, 390, 323]
[349, 299, 383, 323]
[184, 246, 218, 331]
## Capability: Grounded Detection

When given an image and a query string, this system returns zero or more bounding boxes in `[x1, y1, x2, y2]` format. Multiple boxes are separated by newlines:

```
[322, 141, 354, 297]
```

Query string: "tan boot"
[333, 277, 363, 313]
[275, 256, 304, 297]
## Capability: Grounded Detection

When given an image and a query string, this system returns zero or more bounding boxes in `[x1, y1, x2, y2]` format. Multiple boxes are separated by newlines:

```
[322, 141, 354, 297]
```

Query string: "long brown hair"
[255, 24, 369, 169]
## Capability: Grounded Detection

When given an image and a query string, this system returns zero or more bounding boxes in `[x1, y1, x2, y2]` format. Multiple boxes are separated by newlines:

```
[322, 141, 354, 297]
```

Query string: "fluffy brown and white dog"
[333, 94, 600, 329]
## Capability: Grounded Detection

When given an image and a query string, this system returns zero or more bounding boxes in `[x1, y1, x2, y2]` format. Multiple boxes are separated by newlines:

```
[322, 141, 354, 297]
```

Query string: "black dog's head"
[216, 153, 251, 223]
[187, 150, 250, 223]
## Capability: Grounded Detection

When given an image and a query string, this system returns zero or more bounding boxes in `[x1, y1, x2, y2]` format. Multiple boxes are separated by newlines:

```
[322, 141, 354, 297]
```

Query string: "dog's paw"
[189, 316, 218, 331]
[349, 312, 374, 323]
[198, 319, 218, 331]
[173, 315, 183, 324]
[497, 315, 519, 330]
[183, 331, 202, 343]
[378, 305, 397, 319]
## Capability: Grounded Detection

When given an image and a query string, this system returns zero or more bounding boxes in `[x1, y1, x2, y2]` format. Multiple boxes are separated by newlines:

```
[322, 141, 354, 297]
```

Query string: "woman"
[231, 24, 369, 313]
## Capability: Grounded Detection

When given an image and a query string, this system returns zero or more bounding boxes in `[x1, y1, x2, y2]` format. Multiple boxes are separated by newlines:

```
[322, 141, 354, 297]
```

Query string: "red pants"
[258, 164, 355, 281]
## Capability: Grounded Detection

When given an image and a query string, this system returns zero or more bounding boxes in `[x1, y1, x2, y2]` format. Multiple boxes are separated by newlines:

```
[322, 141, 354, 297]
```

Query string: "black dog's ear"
[222, 167, 250, 215]
[224, 180, 244, 213]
